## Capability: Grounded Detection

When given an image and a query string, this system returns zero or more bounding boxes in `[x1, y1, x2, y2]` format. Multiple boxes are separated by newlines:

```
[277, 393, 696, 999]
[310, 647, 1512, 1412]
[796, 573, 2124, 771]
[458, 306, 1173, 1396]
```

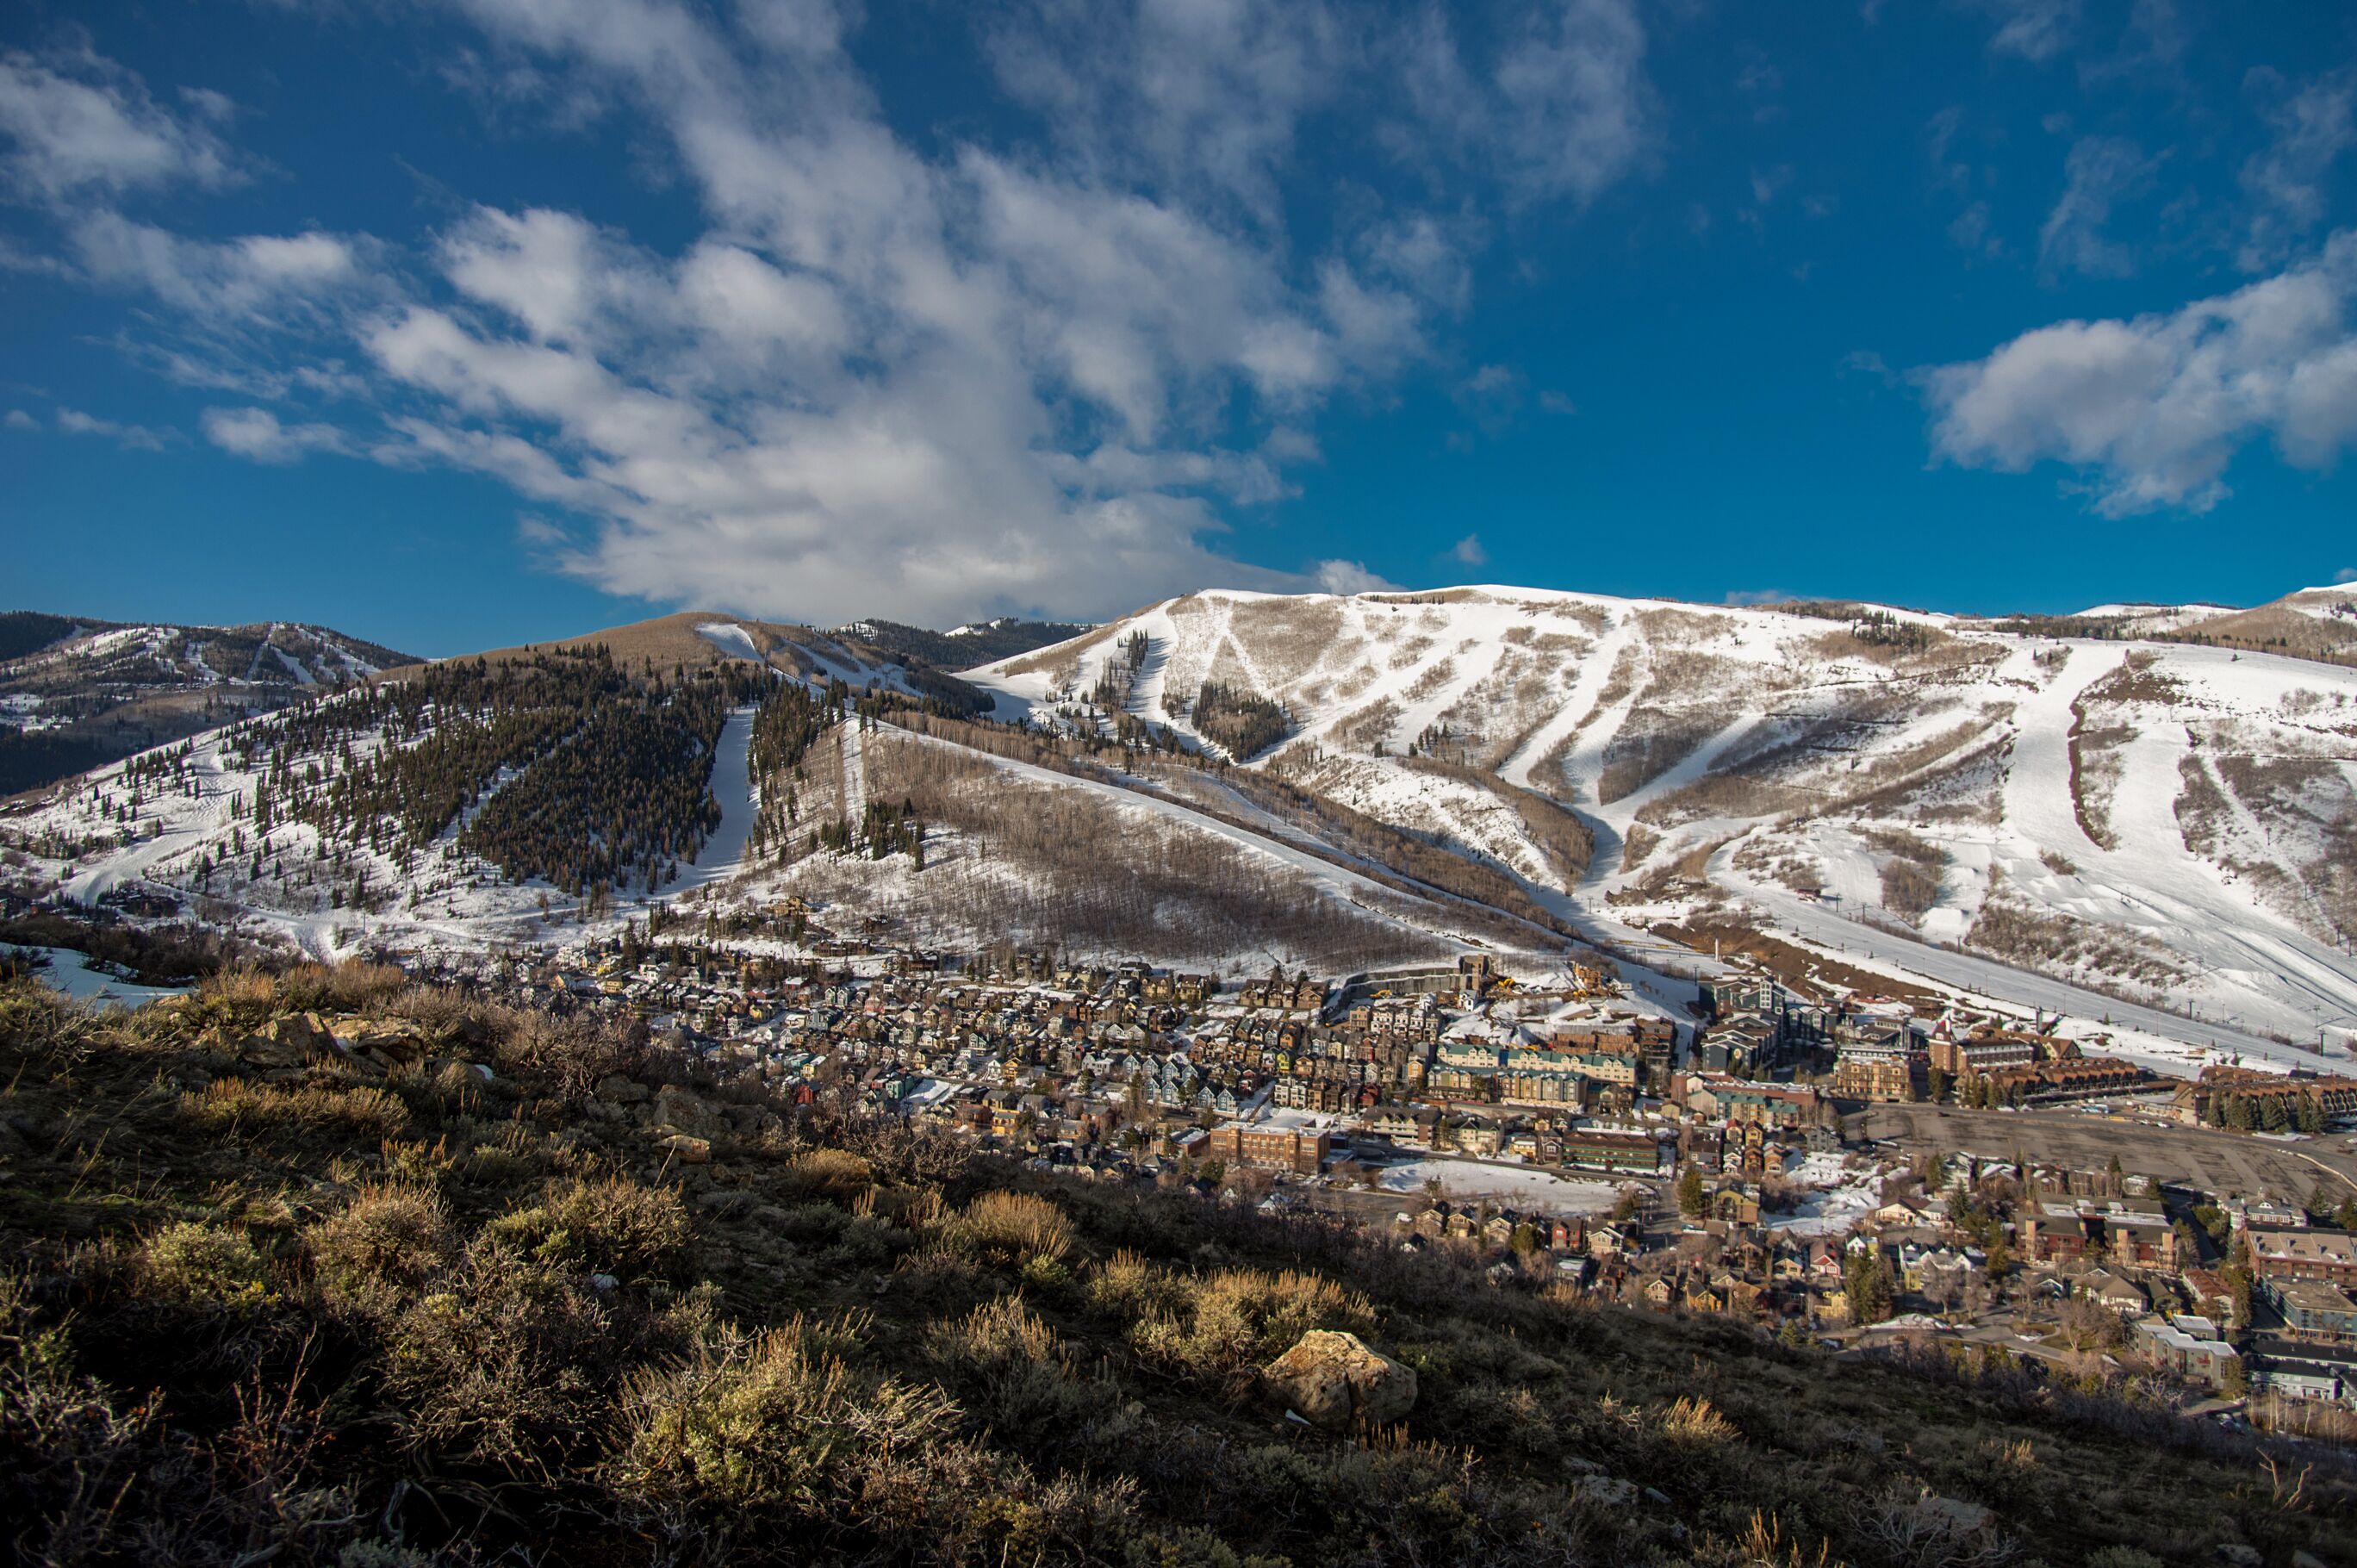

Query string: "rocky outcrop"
[1259, 1330, 1416, 1430]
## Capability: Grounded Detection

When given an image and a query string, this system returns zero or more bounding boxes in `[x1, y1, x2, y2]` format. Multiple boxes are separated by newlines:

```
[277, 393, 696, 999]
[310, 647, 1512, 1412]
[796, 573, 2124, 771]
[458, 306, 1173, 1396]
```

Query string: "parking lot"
[1858, 1104, 2357, 1201]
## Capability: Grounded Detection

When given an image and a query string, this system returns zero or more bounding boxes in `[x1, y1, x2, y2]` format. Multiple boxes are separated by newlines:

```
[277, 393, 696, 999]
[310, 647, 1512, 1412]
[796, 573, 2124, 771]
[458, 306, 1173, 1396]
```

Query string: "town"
[379, 891, 2357, 1442]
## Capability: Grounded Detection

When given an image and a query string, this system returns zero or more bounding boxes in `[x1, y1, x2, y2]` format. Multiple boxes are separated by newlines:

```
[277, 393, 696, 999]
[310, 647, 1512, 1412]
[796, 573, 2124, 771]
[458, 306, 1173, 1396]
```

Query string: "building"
[1929, 1030, 2037, 1078]
[2267, 1279, 2357, 1344]
[1831, 1033, 1921, 1103]
[2248, 1229, 2357, 1290]
[2169, 1067, 2357, 1127]
[1202, 1122, 1332, 1176]
[2131, 1317, 2240, 1388]
[1559, 1124, 1671, 1173]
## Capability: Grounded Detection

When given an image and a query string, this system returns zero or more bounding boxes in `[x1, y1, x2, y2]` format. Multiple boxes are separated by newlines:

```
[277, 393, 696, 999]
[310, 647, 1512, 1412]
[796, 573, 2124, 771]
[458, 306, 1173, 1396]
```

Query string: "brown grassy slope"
[1, 968, 2350, 1567]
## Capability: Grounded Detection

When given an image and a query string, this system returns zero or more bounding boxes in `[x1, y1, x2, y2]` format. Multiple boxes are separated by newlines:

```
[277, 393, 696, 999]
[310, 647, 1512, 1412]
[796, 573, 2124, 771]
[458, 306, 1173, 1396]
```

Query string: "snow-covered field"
[1767, 1151, 1880, 1237]
[1376, 1157, 1626, 1210]
[8, 947, 190, 1005]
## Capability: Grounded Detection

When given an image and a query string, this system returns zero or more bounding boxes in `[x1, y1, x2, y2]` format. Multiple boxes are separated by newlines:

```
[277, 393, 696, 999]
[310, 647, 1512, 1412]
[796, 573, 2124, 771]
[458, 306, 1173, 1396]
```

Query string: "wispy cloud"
[2038, 136, 2158, 280]
[201, 407, 352, 464]
[2239, 67, 2355, 272]
[4, 403, 174, 449]
[9, 7, 1657, 625]
[1314, 559, 1400, 594]
[0, 47, 239, 202]
[1971, 0, 2082, 65]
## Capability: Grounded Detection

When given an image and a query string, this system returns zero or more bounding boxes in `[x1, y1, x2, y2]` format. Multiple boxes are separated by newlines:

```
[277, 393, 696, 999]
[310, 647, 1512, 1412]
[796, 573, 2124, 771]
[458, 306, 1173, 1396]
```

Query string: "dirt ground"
[1859, 1103, 2357, 1203]
[1648, 918, 1949, 1010]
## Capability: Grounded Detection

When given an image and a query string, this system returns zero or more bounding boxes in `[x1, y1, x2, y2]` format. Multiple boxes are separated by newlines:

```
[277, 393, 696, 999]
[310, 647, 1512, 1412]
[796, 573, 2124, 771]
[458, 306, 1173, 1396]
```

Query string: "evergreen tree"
[1676, 1166, 1707, 1219]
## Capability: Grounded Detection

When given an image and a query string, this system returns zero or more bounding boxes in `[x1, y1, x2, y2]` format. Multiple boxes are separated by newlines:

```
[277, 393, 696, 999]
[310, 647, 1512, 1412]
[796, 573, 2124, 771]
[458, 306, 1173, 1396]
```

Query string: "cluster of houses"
[1829, 1016, 2155, 1105]
[453, 925, 2357, 1418]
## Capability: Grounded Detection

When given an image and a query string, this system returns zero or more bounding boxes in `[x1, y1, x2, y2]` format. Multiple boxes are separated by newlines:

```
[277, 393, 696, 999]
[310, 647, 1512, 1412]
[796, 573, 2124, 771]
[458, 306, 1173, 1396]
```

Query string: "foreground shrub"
[482, 1175, 692, 1282]
[1133, 1266, 1377, 1388]
[142, 1221, 273, 1311]
[275, 959, 408, 1016]
[609, 1322, 960, 1515]
[307, 1184, 453, 1309]
[494, 1009, 646, 1099]
[933, 1191, 1069, 1271]
[924, 1294, 1103, 1439]
[381, 1240, 635, 1470]
[776, 1147, 874, 1201]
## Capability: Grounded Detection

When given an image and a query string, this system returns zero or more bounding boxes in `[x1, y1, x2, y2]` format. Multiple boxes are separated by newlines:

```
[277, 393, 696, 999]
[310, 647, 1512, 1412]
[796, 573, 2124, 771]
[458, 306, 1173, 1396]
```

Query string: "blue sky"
[3, 0, 2354, 657]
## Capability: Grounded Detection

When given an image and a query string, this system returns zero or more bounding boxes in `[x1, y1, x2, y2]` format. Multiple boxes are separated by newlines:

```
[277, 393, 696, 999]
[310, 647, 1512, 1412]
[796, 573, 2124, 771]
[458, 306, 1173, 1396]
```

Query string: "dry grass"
[932, 1191, 1070, 1270]
[179, 1079, 410, 1141]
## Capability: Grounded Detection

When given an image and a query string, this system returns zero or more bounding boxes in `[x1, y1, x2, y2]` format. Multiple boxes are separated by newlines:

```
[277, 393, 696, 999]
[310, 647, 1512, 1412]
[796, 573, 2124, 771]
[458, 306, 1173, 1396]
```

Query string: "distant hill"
[840, 616, 1094, 671]
[0, 614, 414, 797]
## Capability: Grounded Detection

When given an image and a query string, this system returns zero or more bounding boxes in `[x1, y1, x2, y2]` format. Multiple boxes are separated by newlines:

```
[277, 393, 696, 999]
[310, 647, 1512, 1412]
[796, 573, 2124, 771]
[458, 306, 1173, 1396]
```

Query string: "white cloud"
[53, 406, 170, 450]
[2240, 69, 2355, 272]
[1449, 532, 1487, 567]
[2335, 566, 2357, 584]
[982, 0, 1340, 222]
[0, 48, 236, 201]
[1314, 559, 1398, 594]
[68, 214, 364, 317]
[1392, 0, 1651, 208]
[1723, 588, 1794, 607]
[38, 10, 1654, 625]
[4, 408, 36, 429]
[202, 406, 351, 463]
[1973, 0, 2080, 64]
[2037, 136, 2155, 279]
[1924, 231, 2357, 514]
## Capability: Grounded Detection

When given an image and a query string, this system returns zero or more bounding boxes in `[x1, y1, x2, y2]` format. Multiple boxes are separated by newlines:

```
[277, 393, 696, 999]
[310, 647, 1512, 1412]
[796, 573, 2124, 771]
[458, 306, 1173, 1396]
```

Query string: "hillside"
[2, 600, 1634, 981]
[964, 586, 2357, 1058]
[841, 617, 1097, 671]
[1, 962, 2349, 1566]
[9, 588, 2356, 1073]
[0, 613, 414, 797]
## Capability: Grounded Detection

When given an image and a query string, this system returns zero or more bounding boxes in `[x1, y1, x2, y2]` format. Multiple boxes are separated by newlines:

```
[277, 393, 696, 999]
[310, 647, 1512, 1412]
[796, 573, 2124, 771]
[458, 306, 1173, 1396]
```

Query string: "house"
[2248, 1228, 2357, 1289]
[2267, 1279, 2357, 1345]
[2130, 1318, 2240, 1389]
[2074, 1268, 2149, 1316]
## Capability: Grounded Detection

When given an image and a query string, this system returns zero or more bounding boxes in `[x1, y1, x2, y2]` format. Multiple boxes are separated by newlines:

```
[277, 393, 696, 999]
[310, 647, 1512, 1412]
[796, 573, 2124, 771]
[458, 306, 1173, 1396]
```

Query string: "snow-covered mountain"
[9, 588, 2354, 1072]
[964, 584, 2357, 1053]
[0, 614, 414, 796]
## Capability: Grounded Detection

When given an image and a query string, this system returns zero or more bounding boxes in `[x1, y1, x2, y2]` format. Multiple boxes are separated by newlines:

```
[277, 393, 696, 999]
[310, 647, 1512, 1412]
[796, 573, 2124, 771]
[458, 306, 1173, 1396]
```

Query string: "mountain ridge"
[5, 583, 2354, 1079]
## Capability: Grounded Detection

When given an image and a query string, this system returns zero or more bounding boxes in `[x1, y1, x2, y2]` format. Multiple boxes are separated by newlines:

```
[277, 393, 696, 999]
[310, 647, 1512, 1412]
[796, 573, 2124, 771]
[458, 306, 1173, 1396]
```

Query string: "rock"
[1643, 1487, 1673, 1506]
[237, 1011, 337, 1068]
[656, 1134, 712, 1165]
[1573, 1475, 1639, 1509]
[589, 1272, 619, 1292]
[596, 1073, 651, 1104]
[654, 1086, 722, 1136]
[1915, 1496, 1993, 1536]
[2216, 1547, 2263, 1568]
[1259, 1329, 1417, 1431]
[344, 1017, 431, 1068]
[2292, 1552, 2329, 1568]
